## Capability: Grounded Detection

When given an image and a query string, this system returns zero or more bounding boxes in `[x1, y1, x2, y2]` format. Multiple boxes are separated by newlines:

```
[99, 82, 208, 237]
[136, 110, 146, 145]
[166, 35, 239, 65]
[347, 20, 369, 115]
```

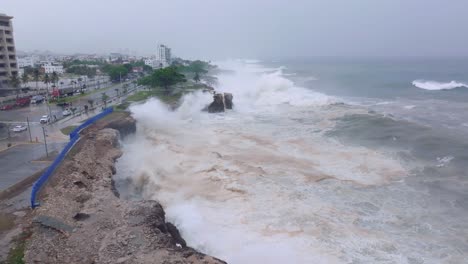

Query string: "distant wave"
[412, 80, 468, 91]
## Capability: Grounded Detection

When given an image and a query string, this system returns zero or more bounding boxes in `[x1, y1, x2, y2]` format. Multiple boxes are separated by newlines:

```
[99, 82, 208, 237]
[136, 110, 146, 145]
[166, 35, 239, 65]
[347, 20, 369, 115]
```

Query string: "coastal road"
[0, 81, 136, 142]
[0, 142, 64, 191]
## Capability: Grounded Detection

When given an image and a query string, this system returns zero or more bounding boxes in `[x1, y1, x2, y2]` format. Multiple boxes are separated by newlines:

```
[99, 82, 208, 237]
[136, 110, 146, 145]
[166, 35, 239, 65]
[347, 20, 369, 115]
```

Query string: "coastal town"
[0, 11, 225, 264]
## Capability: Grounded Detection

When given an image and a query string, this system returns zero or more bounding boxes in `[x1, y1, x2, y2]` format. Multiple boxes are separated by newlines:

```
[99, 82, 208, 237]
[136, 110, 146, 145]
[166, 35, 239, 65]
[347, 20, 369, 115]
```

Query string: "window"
[7, 47, 14, 52]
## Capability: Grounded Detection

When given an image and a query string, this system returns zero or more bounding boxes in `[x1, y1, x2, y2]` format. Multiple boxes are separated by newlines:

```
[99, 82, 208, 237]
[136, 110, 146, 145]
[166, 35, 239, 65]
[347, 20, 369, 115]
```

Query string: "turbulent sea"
[115, 58, 468, 264]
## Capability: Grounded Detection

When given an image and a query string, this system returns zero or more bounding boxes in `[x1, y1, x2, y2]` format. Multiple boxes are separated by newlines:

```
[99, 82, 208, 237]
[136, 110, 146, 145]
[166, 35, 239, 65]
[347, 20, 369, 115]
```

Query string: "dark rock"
[106, 116, 137, 138]
[73, 213, 90, 221]
[224, 93, 233, 109]
[166, 222, 187, 248]
[208, 93, 225, 113]
[72, 180, 86, 189]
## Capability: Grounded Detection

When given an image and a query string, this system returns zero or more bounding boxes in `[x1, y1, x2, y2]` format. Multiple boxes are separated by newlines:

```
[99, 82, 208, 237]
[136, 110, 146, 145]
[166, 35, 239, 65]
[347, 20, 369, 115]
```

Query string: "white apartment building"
[42, 63, 64, 74]
[0, 13, 18, 90]
[156, 44, 171, 67]
[144, 58, 163, 69]
[17, 56, 36, 68]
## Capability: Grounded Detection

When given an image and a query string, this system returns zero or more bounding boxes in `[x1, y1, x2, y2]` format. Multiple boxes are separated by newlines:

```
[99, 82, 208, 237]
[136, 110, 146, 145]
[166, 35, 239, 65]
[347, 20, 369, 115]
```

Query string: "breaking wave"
[412, 80, 468, 90]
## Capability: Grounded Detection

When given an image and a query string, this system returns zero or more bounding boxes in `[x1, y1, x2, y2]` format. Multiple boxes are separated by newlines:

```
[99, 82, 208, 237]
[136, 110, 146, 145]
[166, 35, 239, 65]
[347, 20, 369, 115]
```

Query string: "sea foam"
[412, 80, 468, 90]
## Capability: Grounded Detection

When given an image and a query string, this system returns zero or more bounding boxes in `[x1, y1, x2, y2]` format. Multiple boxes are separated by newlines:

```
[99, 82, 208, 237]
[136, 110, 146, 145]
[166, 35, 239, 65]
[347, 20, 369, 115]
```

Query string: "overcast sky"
[2, 0, 467, 59]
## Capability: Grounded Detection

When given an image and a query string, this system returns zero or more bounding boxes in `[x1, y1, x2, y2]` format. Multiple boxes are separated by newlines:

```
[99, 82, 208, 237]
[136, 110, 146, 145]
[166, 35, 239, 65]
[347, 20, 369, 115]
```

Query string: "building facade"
[42, 63, 64, 74]
[0, 13, 18, 89]
[156, 44, 171, 67]
[144, 58, 162, 69]
[17, 56, 36, 68]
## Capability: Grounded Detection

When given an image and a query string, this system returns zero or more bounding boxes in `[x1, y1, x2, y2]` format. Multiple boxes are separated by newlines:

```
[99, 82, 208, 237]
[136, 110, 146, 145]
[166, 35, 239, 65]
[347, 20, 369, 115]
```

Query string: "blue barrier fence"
[30, 107, 114, 208]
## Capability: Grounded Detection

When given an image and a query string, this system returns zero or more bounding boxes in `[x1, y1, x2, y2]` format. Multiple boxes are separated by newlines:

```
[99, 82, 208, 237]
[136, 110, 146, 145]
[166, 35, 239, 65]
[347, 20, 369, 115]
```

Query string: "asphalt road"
[0, 142, 64, 191]
[0, 81, 136, 141]
[0, 81, 131, 123]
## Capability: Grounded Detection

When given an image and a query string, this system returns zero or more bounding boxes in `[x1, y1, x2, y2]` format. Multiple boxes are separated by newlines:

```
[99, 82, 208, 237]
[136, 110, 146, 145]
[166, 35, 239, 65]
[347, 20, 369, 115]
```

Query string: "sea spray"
[113, 60, 426, 263]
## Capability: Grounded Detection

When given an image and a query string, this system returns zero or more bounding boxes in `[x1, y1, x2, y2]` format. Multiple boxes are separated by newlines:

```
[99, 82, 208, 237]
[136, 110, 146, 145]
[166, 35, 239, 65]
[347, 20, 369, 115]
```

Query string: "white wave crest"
[412, 80, 468, 91]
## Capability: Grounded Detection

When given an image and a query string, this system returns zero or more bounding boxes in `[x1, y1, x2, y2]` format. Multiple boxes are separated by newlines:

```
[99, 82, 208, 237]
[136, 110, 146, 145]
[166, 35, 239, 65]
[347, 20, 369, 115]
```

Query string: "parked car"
[62, 109, 72, 116]
[16, 97, 31, 107]
[0, 104, 14, 111]
[31, 95, 45, 104]
[12, 125, 27, 132]
[40, 115, 50, 124]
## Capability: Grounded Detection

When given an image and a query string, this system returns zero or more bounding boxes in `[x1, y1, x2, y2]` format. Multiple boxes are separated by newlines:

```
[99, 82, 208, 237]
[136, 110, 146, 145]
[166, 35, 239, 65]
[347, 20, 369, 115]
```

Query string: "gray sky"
[2, 0, 467, 59]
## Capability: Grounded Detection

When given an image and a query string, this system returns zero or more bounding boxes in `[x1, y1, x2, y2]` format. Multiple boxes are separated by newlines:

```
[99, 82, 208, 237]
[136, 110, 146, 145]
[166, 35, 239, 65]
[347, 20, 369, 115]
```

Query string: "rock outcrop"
[207, 93, 234, 113]
[224, 93, 233, 109]
[25, 126, 226, 264]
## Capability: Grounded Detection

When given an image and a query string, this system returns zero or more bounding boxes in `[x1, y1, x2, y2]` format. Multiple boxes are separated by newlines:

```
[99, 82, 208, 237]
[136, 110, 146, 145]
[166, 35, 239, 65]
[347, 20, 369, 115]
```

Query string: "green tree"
[33, 69, 40, 91]
[21, 72, 29, 88]
[138, 66, 186, 95]
[123, 63, 133, 73]
[51, 71, 59, 85]
[101, 92, 109, 108]
[9, 73, 21, 98]
[193, 72, 200, 83]
[105, 65, 128, 82]
[122, 84, 128, 94]
[43, 73, 50, 91]
[87, 99, 94, 109]
[189, 60, 209, 76]
[142, 65, 153, 73]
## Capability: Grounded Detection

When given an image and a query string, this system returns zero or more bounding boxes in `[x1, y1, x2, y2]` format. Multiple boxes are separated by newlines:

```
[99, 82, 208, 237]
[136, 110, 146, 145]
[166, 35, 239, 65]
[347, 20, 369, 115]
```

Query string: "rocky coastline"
[24, 112, 226, 264]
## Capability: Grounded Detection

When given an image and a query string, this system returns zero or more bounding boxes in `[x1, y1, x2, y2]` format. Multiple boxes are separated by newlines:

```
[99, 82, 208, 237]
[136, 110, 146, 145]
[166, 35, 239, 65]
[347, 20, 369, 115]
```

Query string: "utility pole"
[26, 117, 32, 142]
[42, 126, 48, 157]
[7, 125, 11, 143]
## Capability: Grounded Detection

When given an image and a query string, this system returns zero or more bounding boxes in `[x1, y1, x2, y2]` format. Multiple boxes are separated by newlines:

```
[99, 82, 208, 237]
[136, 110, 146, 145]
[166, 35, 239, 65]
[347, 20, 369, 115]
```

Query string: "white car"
[40, 115, 50, 124]
[62, 109, 72, 116]
[12, 125, 27, 132]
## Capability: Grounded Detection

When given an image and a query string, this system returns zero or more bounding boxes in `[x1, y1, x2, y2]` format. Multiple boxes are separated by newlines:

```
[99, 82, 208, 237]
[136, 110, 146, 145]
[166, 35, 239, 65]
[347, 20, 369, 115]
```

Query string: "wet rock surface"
[207, 93, 234, 113]
[25, 127, 226, 264]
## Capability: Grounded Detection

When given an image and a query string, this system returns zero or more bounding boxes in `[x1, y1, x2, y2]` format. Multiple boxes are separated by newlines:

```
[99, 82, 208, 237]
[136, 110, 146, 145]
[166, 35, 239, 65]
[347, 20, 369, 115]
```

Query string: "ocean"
[115, 57, 468, 264]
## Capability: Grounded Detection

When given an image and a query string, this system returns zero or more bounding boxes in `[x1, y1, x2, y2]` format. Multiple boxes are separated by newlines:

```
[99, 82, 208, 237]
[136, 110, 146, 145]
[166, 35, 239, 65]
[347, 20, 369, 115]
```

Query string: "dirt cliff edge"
[24, 114, 226, 264]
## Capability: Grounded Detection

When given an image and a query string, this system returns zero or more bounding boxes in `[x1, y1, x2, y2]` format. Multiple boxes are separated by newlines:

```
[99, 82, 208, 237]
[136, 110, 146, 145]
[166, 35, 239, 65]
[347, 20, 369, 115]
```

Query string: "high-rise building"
[156, 44, 171, 67]
[0, 13, 18, 90]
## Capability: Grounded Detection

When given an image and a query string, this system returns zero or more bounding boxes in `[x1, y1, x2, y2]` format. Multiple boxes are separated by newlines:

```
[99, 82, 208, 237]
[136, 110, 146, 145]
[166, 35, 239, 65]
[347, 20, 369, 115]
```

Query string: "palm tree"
[9, 73, 21, 98]
[33, 69, 40, 91]
[21, 72, 29, 88]
[51, 71, 59, 86]
[101, 92, 109, 108]
[43, 73, 50, 91]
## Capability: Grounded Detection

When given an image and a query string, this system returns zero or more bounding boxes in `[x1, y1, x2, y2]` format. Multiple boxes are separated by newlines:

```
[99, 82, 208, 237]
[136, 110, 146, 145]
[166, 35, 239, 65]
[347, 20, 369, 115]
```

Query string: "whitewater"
[412, 80, 468, 90]
[115, 60, 468, 264]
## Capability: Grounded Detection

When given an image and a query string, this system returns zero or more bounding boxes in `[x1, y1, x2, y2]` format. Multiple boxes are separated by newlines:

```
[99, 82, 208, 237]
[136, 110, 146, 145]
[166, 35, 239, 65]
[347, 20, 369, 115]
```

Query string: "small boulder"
[224, 93, 233, 109]
[208, 93, 225, 113]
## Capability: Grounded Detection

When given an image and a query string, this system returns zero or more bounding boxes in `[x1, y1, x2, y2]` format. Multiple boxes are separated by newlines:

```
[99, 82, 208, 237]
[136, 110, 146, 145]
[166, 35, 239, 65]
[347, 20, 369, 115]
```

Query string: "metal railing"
[30, 107, 113, 208]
